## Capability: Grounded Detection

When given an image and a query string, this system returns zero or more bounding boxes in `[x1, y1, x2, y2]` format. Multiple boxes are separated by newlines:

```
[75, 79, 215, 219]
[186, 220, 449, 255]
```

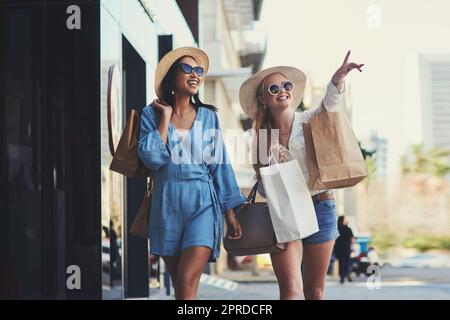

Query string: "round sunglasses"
[178, 63, 205, 77]
[267, 80, 294, 95]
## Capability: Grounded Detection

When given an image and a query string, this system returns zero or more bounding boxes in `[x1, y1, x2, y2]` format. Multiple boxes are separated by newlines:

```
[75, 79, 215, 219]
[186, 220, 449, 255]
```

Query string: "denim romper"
[138, 104, 246, 262]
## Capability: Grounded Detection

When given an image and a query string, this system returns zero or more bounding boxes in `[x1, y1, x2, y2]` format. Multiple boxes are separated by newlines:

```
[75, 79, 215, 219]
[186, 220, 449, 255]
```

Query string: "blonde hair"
[252, 72, 286, 180]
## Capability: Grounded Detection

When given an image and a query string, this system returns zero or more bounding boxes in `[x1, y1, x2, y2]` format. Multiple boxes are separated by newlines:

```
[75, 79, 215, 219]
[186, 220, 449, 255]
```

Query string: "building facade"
[0, 0, 200, 300]
[419, 55, 450, 151]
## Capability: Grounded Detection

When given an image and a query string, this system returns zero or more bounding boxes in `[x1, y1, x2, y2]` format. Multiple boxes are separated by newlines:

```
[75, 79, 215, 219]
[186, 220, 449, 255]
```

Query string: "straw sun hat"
[239, 66, 307, 119]
[154, 46, 209, 100]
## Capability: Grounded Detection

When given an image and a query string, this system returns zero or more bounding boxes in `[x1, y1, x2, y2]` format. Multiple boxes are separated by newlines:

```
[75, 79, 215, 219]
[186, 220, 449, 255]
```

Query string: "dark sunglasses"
[178, 63, 205, 77]
[267, 80, 294, 95]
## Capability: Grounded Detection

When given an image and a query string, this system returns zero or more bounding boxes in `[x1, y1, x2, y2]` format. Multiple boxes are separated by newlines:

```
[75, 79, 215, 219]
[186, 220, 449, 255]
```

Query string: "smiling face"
[172, 56, 203, 97]
[259, 72, 293, 112]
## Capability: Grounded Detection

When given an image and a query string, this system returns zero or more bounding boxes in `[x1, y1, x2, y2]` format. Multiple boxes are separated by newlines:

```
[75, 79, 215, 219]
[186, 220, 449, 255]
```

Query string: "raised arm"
[302, 50, 364, 122]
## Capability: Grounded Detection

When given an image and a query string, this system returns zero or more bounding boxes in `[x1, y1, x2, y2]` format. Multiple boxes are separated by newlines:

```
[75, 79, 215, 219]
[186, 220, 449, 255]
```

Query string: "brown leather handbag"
[129, 178, 153, 239]
[223, 182, 286, 256]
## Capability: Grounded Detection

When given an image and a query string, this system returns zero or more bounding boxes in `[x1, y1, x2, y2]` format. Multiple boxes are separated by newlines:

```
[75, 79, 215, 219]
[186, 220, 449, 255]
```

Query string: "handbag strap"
[246, 181, 259, 203]
[145, 177, 154, 196]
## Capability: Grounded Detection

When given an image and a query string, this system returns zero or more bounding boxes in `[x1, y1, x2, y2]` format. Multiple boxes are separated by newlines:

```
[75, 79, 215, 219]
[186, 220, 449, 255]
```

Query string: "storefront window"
[100, 5, 124, 299]
[0, 5, 44, 299]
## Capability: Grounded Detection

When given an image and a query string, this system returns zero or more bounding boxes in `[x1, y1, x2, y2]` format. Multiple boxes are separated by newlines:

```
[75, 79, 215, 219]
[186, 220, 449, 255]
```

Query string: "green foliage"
[359, 141, 376, 160]
[296, 99, 307, 112]
[372, 231, 398, 254]
[402, 144, 450, 177]
[358, 141, 377, 186]
[402, 235, 450, 252]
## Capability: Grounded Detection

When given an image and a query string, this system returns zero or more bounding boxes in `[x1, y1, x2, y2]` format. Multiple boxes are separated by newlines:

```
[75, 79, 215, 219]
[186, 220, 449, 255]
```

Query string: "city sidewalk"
[148, 267, 450, 300]
[219, 268, 278, 283]
[148, 269, 277, 300]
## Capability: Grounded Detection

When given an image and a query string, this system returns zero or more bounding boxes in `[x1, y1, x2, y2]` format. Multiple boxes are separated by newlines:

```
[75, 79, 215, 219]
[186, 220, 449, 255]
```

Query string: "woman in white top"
[235, 51, 364, 300]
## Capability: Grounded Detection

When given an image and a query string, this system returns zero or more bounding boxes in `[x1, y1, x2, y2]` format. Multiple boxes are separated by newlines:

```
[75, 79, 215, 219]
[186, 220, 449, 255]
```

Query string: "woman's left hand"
[332, 50, 364, 85]
[225, 209, 242, 240]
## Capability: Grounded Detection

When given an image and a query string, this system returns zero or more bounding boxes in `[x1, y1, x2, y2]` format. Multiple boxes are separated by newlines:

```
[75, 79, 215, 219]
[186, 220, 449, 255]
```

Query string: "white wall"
[154, 0, 197, 47]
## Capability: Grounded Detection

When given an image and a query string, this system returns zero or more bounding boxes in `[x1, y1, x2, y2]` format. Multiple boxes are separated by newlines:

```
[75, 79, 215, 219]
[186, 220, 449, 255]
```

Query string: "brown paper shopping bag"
[303, 122, 326, 190]
[109, 108, 153, 238]
[109, 109, 152, 178]
[303, 111, 368, 190]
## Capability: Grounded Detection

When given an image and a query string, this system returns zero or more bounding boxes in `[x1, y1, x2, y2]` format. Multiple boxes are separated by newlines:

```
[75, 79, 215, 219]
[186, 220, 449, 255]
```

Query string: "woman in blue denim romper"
[138, 47, 245, 300]
[238, 51, 364, 300]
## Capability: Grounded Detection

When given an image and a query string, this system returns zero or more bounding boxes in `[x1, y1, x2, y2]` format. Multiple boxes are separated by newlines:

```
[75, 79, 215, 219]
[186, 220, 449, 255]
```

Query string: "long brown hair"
[253, 72, 285, 180]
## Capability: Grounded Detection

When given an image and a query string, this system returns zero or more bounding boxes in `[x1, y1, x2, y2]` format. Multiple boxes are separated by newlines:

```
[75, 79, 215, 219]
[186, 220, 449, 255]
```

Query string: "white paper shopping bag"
[260, 151, 319, 243]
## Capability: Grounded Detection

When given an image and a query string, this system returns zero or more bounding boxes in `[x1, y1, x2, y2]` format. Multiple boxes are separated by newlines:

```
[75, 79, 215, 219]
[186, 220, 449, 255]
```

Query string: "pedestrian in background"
[335, 215, 355, 284]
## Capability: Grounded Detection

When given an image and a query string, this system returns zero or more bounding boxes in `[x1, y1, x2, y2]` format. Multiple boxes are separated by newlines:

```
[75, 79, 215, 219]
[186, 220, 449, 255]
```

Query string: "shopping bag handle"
[268, 147, 279, 166]
[268, 143, 293, 166]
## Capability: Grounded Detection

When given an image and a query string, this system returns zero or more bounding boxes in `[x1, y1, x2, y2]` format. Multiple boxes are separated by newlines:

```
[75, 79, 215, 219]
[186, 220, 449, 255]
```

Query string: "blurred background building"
[200, 0, 265, 190]
[419, 55, 450, 151]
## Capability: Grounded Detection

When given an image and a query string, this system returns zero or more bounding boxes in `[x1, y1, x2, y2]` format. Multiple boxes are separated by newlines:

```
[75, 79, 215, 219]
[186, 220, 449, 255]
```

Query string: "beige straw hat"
[155, 47, 209, 100]
[239, 66, 307, 119]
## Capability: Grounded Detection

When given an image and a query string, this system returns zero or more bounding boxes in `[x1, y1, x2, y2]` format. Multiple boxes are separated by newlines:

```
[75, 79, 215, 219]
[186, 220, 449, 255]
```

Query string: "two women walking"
[138, 46, 364, 300]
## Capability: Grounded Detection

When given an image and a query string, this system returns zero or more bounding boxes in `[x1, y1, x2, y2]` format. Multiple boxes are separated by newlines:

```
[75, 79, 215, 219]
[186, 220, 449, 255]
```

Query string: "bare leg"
[270, 240, 304, 300]
[302, 240, 335, 300]
[175, 246, 212, 300]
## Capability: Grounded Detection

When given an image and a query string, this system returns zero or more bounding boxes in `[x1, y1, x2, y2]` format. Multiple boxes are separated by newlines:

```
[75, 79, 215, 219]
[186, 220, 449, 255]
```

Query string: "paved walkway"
[148, 267, 450, 300]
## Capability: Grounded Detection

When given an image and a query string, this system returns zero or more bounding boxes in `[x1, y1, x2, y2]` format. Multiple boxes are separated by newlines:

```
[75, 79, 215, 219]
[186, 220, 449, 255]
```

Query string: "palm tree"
[358, 141, 377, 187]
[402, 144, 450, 177]
[297, 99, 307, 112]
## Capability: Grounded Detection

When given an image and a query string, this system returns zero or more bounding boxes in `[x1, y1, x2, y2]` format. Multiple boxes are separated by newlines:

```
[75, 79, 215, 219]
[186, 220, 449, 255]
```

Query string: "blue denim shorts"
[302, 198, 340, 245]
